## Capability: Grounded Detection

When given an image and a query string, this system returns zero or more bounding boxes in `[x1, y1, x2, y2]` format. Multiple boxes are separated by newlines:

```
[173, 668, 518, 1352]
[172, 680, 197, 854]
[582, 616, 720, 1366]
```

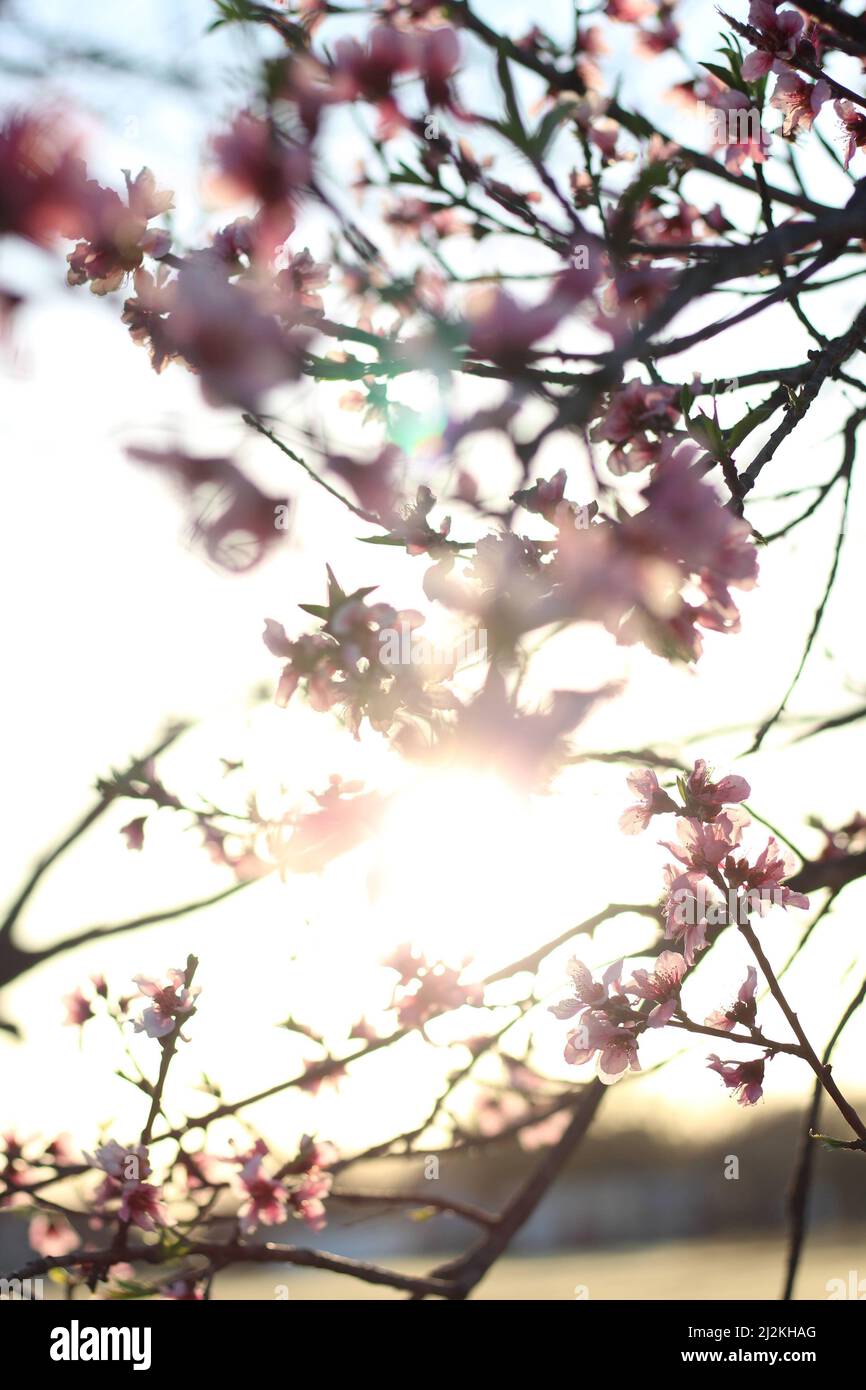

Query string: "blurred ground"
[205, 1227, 864, 1300]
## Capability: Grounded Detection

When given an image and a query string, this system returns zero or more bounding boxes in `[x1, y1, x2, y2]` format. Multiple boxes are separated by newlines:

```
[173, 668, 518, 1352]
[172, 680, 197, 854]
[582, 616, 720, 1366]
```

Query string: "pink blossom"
[661, 864, 709, 966]
[564, 1013, 641, 1084]
[128, 446, 287, 571]
[625, 950, 688, 1027]
[29, 1213, 78, 1256]
[289, 1167, 332, 1231]
[62, 986, 93, 1028]
[0, 112, 92, 247]
[707, 1053, 767, 1106]
[591, 380, 680, 448]
[262, 621, 338, 710]
[120, 816, 147, 851]
[742, 1, 803, 84]
[332, 26, 415, 105]
[328, 445, 401, 521]
[238, 1152, 288, 1232]
[277, 780, 385, 874]
[118, 1180, 167, 1231]
[132, 968, 198, 1040]
[835, 100, 866, 169]
[395, 961, 483, 1029]
[417, 27, 462, 109]
[550, 957, 625, 1020]
[275, 248, 330, 321]
[605, 0, 653, 20]
[415, 657, 616, 791]
[467, 265, 598, 372]
[211, 111, 311, 223]
[66, 167, 173, 295]
[706, 966, 759, 1032]
[683, 760, 750, 822]
[87, 1141, 151, 1186]
[709, 91, 771, 171]
[511, 469, 568, 524]
[88, 1146, 163, 1230]
[619, 768, 679, 834]
[636, 8, 680, 56]
[160, 263, 306, 410]
[661, 813, 744, 878]
[771, 73, 830, 137]
[724, 837, 810, 912]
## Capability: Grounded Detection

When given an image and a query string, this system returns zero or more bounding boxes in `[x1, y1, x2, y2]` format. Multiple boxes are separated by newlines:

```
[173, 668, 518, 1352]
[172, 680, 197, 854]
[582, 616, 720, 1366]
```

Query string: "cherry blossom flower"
[120, 816, 147, 851]
[132, 968, 198, 1040]
[29, 1213, 78, 1256]
[661, 863, 709, 966]
[128, 446, 287, 571]
[511, 471, 596, 529]
[118, 1180, 167, 1231]
[605, 0, 653, 21]
[0, 112, 92, 247]
[549, 957, 625, 1020]
[835, 100, 866, 169]
[625, 950, 688, 1027]
[706, 966, 759, 1032]
[591, 381, 681, 474]
[708, 91, 771, 171]
[592, 380, 680, 446]
[275, 780, 385, 874]
[423, 667, 616, 791]
[66, 167, 173, 295]
[771, 73, 830, 137]
[619, 768, 679, 834]
[682, 760, 750, 822]
[160, 263, 306, 410]
[394, 961, 483, 1029]
[661, 813, 745, 879]
[417, 27, 463, 110]
[210, 111, 311, 239]
[237, 1150, 288, 1232]
[121, 265, 176, 373]
[707, 1053, 767, 1106]
[636, 5, 680, 57]
[62, 986, 93, 1028]
[289, 1167, 332, 1231]
[291, 1135, 338, 1173]
[275, 248, 330, 321]
[87, 1141, 151, 1187]
[466, 265, 599, 372]
[328, 445, 401, 520]
[741, 2, 803, 82]
[564, 1013, 641, 1084]
[724, 837, 810, 912]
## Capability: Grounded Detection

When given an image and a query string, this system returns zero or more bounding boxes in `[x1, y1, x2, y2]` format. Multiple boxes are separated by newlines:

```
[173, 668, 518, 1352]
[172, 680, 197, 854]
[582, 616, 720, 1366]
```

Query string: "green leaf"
[689, 409, 726, 458]
[531, 102, 576, 158]
[700, 60, 741, 93]
[357, 534, 408, 547]
[725, 397, 780, 452]
[496, 47, 527, 145]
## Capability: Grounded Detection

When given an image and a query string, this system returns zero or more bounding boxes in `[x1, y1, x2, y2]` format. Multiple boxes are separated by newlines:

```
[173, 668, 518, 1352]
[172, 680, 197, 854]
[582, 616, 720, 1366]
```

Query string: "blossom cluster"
[552, 760, 809, 1106]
